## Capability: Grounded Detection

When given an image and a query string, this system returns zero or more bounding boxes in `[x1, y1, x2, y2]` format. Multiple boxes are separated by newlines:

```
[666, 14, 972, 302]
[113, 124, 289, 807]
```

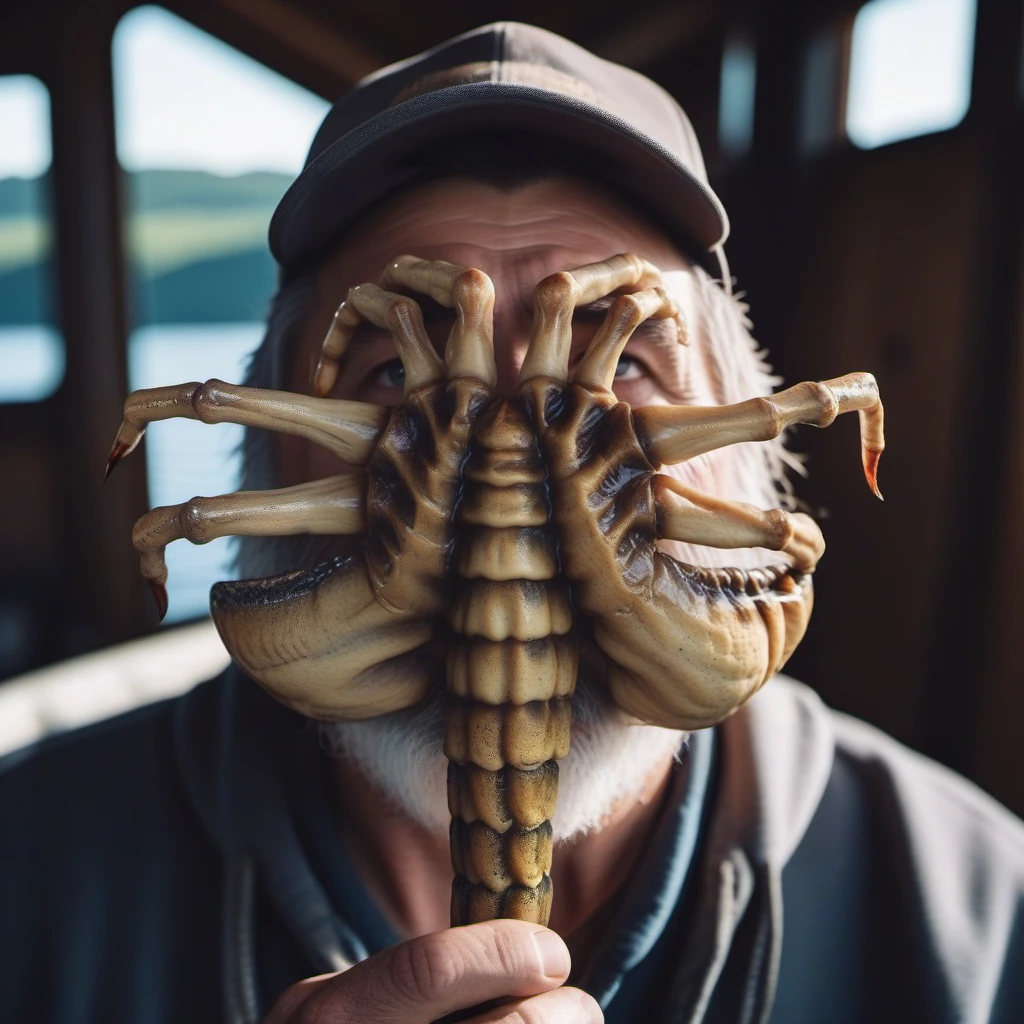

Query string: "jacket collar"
[665, 677, 836, 1023]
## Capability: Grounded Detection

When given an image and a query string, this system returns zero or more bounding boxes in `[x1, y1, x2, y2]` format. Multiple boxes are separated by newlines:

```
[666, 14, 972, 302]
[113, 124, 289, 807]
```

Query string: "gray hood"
[173, 667, 1024, 1023]
[172, 668, 840, 1024]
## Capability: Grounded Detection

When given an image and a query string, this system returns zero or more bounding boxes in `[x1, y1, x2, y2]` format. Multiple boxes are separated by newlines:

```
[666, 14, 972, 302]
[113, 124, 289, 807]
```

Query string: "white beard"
[320, 679, 686, 842]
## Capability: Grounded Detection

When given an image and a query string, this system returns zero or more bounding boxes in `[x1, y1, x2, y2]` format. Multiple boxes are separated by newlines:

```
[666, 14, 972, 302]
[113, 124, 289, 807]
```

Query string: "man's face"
[274, 175, 757, 840]
[280, 175, 720, 489]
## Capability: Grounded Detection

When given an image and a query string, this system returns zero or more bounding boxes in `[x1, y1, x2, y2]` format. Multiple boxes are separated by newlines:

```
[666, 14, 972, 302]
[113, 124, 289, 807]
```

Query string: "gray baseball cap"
[270, 21, 731, 285]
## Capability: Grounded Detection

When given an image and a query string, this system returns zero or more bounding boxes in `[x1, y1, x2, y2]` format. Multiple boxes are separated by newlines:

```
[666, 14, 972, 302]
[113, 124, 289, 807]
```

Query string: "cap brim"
[270, 82, 729, 280]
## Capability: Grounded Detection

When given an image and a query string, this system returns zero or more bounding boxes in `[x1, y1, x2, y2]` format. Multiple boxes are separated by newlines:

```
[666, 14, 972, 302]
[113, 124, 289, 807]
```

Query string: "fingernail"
[532, 929, 570, 979]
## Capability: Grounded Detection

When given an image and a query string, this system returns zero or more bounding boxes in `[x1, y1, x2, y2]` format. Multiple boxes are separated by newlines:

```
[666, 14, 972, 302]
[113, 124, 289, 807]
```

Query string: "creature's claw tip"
[863, 447, 884, 501]
[148, 581, 169, 623]
[102, 442, 127, 483]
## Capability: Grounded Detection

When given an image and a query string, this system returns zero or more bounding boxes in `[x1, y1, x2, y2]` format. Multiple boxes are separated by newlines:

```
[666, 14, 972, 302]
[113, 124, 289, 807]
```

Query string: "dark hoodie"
[2, 668, 1023, 1023]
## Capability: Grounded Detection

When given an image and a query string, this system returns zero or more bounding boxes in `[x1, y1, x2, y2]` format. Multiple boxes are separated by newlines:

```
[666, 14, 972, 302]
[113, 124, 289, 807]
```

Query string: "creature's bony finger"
[132, 474, 364, 622]
[780, 373, 885, 500]
[343, 283, 446, 394]
[519, 252, 664, 385]
[572, 288, 681, 390]
[313, 300, 363, 397]
[314, 281, 449, 396]
[381, 256, 497, 386]
[380, 254, 465, 302]
[131, 523, 173, 620]
[563, 252, 662, 304]
[636, 371, 885, 501]
[820, 373, 885, 500]
[106, 380, 387, 481]
[103, 382, 203, 482]
[654, 476, 826, 572]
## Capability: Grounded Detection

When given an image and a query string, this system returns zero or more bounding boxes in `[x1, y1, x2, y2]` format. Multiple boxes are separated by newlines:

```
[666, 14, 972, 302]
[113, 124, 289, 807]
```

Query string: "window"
[846, 0, 977, 149]
[113, 5, 329, 622]
[0, 76, 63, 402]
[719, 35, 757, 158]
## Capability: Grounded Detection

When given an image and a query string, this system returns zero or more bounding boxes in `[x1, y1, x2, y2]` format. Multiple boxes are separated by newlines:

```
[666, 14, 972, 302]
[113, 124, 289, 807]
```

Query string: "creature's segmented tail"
[445, 397, 576, 927]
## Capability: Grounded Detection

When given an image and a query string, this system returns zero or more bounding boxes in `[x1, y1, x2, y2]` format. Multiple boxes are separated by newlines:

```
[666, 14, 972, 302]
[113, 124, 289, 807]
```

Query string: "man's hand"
[262, 920, 603, 1023]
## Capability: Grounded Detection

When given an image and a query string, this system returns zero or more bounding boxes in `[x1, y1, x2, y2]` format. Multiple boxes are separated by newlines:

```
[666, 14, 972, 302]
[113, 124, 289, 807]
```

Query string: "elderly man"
[3, 22, 1024, 1024]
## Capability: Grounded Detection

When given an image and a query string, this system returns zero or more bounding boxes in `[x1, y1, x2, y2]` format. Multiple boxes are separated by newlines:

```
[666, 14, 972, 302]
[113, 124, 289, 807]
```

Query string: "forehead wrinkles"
[311, 178, 701, 371]
[333, 178, 686, 275]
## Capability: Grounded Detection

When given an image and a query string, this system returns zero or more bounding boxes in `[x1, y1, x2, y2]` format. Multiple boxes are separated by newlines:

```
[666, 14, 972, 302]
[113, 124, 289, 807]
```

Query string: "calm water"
[0, 326, 64, 402]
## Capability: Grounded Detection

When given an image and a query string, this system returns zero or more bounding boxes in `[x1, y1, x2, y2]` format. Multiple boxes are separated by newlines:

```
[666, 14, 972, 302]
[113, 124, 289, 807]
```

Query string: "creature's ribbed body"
[445, 395, 576, 927]
[110, 251, 885, 935]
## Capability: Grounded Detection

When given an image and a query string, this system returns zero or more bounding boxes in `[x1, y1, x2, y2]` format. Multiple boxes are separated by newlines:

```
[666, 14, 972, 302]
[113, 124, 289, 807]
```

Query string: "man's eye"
[613, 355, 644, 380]
[373, 359, 406, 388]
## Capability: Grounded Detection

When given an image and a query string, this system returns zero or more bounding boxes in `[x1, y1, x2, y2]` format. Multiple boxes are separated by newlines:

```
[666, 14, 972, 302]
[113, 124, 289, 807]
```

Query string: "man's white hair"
[234, 261, 798, 841]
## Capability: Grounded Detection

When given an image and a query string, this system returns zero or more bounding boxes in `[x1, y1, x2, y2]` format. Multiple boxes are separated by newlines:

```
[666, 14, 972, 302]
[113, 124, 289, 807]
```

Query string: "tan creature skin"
[106, 252, 884, 928]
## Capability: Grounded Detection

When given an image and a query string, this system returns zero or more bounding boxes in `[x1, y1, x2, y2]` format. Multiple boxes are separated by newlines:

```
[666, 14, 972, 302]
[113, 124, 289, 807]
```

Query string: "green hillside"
[128, 208, 272, 275]
[0, 168, 290, 216]
[135, 249, 277, 323]
[0, 168, 293, 325]
[127, 168, 291, 212]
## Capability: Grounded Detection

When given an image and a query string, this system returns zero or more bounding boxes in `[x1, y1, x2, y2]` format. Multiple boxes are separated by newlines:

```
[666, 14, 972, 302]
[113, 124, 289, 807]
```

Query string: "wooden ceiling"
[133, 0, 864, 99]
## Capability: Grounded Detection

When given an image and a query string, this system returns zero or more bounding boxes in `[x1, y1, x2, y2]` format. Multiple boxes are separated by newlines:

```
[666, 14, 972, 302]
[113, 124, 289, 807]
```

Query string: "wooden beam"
[218, 0, 380, 86]
[589, 1, 719, 69]
[46, 6, 152, 647]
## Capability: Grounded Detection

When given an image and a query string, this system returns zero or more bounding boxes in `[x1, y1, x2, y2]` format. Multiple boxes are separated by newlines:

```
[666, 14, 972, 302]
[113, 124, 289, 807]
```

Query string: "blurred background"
[0, 0, 1021, 812]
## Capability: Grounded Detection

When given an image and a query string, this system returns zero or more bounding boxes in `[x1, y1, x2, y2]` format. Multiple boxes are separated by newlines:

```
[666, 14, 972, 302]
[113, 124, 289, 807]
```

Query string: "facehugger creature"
[106, 252, 884, 930]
